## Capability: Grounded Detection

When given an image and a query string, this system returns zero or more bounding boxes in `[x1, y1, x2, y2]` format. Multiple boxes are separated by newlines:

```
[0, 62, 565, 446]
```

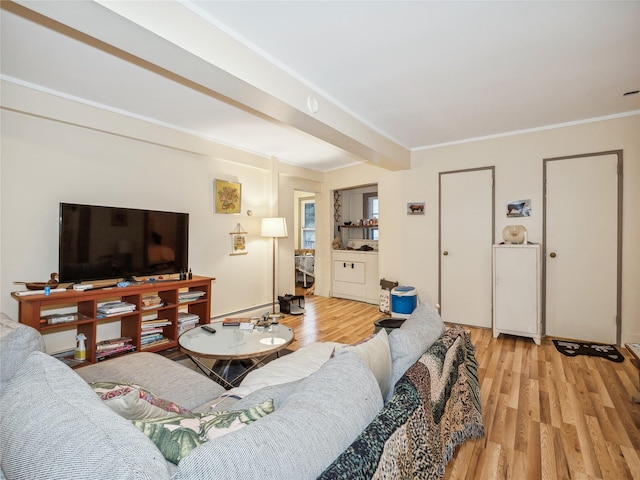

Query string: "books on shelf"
[178, 291, 206, 303]
[97, 301, 136, 315]
[178, 312, 200, 333]
[41, 312, 90, 325]
[96, 336, 133, 351]
[141, 318, 171, 329]
[178, 312, 199, 323]
[141, 295, 165, 310]
[141, 333, 165, 344]
[95, 337, 135, 361]
[141, 337, 171, 350]
[178, 323, 197, 333]
[140, 327, 164, 335]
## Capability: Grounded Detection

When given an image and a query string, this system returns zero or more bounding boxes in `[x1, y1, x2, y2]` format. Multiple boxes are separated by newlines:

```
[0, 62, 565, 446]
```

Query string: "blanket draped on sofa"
[318, 326, 484, 480]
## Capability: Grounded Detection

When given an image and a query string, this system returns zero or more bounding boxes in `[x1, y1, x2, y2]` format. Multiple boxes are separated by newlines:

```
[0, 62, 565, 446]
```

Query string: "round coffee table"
[178, 321, 294, 388]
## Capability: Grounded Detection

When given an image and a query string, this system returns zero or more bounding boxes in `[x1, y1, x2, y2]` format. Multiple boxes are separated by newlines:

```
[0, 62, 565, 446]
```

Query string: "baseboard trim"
[210, 303, 278, 321]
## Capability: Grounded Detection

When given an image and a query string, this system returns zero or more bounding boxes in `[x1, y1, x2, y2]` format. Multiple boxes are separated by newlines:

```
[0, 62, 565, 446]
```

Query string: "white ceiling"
[2, 1, 639, 172]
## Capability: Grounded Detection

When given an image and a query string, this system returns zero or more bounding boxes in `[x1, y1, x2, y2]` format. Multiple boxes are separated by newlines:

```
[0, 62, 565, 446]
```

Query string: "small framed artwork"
[230, 224, 248, 256]
[506, 199, 532, 217]
[407, 203, 425, 215]
[215, 179, 242, 214]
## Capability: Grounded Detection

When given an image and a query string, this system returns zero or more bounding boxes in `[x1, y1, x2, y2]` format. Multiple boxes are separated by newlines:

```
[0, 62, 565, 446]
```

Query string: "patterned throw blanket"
[318, 326, 484, 479]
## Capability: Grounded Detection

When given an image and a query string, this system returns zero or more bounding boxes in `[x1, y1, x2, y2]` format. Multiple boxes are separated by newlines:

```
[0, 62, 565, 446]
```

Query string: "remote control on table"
[202, 325, 216, 334]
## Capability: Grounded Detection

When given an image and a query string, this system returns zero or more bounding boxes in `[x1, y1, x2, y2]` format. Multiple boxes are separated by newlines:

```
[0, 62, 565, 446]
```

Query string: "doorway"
[543, 151, 622, 344]
[439, 167, 495, 327]
[295, 191, 316, 296]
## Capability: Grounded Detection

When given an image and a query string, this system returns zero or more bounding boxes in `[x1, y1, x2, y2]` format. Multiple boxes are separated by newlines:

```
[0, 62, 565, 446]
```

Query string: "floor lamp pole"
[271, 236, 277, 315]
[261, 217, 288, 317]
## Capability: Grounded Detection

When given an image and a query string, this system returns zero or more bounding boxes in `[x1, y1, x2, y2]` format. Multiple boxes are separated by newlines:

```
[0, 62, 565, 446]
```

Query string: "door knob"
[443, 251, 449, 256]
[549, 252, 557, 258]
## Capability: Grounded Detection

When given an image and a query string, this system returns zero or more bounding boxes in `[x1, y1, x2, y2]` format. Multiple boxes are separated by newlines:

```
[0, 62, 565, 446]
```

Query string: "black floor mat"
[552, 339, 624, 363]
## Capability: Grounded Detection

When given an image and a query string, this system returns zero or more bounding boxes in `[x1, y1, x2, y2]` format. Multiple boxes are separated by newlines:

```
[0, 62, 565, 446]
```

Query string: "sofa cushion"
[133, 398, 274, 464]
[335, 329, 392, 399]
[387, 300, 445, 401]
[0, 351, 170, 480]
[223, 341, 342, 401]
[75, 351, 225, 411]
[89, 381, 191, 418]
[0, 313, 46, 393]
[174, 350, 383, 480]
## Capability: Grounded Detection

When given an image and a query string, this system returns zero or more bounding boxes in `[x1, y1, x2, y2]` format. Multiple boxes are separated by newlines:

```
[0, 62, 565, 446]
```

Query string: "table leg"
[185, 354, 235, 389]
[185, 354, 274, 390]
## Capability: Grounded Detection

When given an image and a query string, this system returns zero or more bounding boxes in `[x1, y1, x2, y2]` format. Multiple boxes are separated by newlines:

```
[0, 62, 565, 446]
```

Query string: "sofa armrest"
[75, 352, 225, 410]
[0, 313, 46, 393]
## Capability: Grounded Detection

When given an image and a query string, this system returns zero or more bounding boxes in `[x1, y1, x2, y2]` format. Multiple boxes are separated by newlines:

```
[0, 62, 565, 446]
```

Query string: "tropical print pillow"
[132, 398, 274, 464]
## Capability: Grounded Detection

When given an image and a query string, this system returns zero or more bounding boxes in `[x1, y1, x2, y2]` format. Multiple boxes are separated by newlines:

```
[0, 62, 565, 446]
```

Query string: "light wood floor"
[277, 295, 640, 480]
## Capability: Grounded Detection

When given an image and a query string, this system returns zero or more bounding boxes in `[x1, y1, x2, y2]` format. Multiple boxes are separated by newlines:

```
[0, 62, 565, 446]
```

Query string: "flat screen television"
[59, 203, 189, 283]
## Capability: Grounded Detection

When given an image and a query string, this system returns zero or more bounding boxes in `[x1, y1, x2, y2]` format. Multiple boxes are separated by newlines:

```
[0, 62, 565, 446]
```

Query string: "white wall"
[3, 82, 638, 346]
[0, 84, 324, 337]
[324, 115, 639, 343]
[407, 116, 639, 342]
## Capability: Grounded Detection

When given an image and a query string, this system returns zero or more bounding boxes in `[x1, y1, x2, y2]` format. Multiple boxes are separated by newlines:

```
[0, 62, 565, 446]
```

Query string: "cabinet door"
[334, 261, 366, 283]
[494, 246, 539, 335]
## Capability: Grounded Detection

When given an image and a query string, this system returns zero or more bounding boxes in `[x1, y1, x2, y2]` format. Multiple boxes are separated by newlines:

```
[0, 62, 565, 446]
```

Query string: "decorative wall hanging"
[407, 203, 425, 215]
[506, 199, 531, 217]
[229, 223, 248, 255]
[215, 179, 241, 214]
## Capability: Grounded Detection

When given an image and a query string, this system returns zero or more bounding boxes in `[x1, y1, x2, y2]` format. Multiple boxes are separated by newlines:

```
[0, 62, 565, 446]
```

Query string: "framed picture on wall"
[214, 179, 242, 214]
[506, 199, 532, 217]
[229, 224, 248, 256]
[407, 202, 425, 215]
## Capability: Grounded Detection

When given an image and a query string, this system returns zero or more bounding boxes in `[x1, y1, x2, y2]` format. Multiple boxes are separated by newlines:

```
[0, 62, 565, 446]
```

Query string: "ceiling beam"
[13, 0, 411, 171]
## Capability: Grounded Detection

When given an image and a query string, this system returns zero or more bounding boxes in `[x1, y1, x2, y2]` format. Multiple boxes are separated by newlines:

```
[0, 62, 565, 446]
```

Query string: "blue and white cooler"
[390, 286, 418, 318]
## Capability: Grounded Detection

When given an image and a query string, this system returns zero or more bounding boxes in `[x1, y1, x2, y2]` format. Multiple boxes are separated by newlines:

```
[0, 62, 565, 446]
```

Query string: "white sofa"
[0, 302, 483, 479]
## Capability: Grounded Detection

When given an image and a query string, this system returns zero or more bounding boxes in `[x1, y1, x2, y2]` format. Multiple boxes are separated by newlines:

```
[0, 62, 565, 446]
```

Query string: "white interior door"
[439, 168, 494, 327]
[545, 152, 621, 344]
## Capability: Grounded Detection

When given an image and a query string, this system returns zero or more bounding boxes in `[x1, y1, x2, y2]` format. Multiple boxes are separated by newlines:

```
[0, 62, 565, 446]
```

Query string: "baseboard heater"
[210, 303, 277, 322]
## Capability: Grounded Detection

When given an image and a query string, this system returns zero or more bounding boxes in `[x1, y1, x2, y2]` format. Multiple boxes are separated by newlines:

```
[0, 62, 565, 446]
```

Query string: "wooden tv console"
[12, 276, 214, 365]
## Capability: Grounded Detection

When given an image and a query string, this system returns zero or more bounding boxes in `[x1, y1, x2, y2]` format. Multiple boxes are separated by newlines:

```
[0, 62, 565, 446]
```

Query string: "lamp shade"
[261, 217, 288, 238]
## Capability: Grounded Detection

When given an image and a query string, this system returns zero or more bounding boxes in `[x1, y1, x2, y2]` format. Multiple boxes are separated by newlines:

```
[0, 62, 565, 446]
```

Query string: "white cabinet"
[332, 251, 379, 304]
[492, 244, 542, 345]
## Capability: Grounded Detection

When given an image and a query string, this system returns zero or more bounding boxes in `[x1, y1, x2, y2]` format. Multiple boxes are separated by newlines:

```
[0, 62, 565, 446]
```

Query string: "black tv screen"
[59, 203, 189, 283]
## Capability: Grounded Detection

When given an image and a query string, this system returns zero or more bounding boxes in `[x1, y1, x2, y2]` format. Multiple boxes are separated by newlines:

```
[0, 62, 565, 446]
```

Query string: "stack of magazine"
[178, 291, 206, 303]
[140, 318, 171, 349]
[96, 337, 135, 361]
[141, 295, 164, 310]
[178, 312, 200, 333]
[97, 301, 136, 317]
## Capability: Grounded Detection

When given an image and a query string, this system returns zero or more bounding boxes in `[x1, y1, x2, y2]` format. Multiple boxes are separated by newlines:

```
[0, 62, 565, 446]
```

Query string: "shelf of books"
[12, 276, 214, 365]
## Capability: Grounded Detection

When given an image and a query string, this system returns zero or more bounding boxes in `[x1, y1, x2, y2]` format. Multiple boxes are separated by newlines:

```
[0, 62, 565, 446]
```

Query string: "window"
[363, 192, 379, 240]
[300, 198, 315, 249]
